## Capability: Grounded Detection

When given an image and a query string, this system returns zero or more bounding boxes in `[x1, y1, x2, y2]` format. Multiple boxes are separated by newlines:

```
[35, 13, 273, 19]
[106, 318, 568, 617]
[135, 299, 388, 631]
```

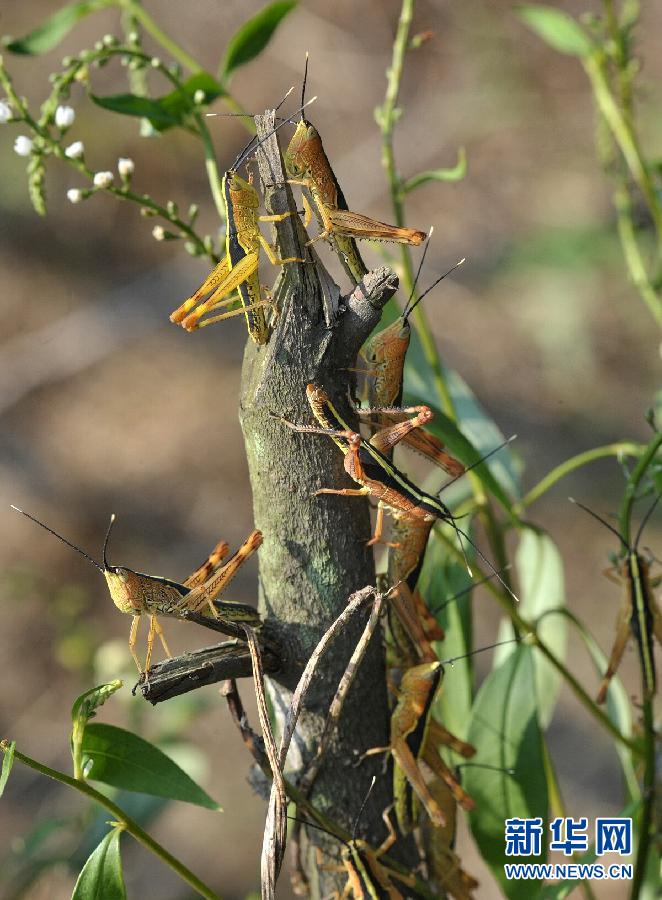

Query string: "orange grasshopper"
[170, 97, 316, 341]
[12, 506, 262, 673]
[283, 55, 426, 279]
[358, 245, 466, 476]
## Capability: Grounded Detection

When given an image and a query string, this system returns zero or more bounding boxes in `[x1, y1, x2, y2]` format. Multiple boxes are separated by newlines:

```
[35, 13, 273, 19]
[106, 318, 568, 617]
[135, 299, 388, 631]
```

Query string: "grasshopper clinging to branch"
[11, 506, 262, 673]
[170, 96, 315, 342]
[283, 55, 427, 281]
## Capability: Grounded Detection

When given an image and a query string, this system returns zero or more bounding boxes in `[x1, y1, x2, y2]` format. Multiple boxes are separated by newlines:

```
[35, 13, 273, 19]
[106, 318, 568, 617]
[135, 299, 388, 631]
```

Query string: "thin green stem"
[614, 186, 662, 326]
[584, 55, 662, 250]
[615, 430, 661, 897]
[118, 0, 254, 133]
[617, 430, 662, 545]
[432, 529, 641, 755]
[1, 742, 221, 900]
[514, 442, 643, 513]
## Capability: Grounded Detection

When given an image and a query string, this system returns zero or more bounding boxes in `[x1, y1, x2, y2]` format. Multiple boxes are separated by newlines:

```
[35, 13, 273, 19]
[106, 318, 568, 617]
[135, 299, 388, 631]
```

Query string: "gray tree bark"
[238, 113, 403, 894]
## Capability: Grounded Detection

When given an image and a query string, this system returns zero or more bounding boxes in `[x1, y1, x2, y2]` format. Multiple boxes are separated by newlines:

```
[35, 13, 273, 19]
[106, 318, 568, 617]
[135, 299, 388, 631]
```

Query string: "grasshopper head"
[284, 120, 318, 178]
[361, 319, 411, 368]
[103, 567, 141, 615]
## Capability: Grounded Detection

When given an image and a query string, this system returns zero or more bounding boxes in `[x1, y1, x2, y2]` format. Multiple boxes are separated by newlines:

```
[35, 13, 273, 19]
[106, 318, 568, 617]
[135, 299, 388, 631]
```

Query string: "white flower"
[67, 188, 83, 204]
[152, 225, 165, 241]
[117, 157, 134, 177]
[14, 135, 33, 157]
[93, 170, 114, 188]
[150, 57, 161, 68]
[0, 101, 12, 124]
[55, 105, 75, 128]
[65, 140, 84, 159]
[193, 89, 205, 105]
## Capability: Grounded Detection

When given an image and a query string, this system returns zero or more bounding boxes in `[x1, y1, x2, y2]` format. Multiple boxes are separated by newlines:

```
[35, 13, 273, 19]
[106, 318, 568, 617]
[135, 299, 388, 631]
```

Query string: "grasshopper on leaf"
[12, 506, 262, 673]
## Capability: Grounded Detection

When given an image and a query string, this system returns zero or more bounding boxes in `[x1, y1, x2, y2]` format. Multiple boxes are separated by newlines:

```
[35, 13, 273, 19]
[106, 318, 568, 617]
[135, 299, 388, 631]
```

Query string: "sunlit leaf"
[71, 827, 126, 900]
[4, 0, 111, 55]
[518, 5, 593, 57]
[495, 528, 566, 727]
[466, 646, 548, 899]
[81, 723, 220, 810]
[90, 93, 182, 128]
[401, 147, 467, 194]
[219, 1, 297, 82]
[0, 740, 16, 797]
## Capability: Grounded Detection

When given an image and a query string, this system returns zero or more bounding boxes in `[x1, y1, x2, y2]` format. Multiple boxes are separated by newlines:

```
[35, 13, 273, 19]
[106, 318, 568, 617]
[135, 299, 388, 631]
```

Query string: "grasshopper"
[366, 662, 475, 833]
[358, 247, 465, 476]
[422, 779, 478, 900]
[11, 506, 262, 673]
[283, 55, 426, 279]
[571, 496, 662, 703]
[170, 97, 316, 341]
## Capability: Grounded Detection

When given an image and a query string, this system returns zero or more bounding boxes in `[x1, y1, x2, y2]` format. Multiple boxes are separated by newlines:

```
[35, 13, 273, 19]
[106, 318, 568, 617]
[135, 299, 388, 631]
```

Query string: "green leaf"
[0, 740, 16, 797]
[91, 73, 224, 132]
[495, 528, 566, 728]
[551, 608, 637, 800]
[402, 147, 467, 194]
[517, 5, 593, 57]
[81, 723, 221, 810]
[4, 0, 111, 55]
[418, 534, 473, 739]
[71, 827, 126, 900]
[219, 1, 297, 82]
[90, 93, 182, 128]
[71, 681, 123, 777]
[466, 646, 548, 899]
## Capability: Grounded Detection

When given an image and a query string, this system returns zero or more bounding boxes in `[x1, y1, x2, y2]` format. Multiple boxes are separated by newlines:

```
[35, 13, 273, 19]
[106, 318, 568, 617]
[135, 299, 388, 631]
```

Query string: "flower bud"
[55, 105, 75, 128]
[14, 135, 33, 157]
[64, 140, 85, 159]
[93, 170, 114, 189]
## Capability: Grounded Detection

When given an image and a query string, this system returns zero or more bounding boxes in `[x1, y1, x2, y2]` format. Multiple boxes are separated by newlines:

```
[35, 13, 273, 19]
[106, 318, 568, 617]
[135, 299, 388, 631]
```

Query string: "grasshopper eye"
[113, 567, 130, 582]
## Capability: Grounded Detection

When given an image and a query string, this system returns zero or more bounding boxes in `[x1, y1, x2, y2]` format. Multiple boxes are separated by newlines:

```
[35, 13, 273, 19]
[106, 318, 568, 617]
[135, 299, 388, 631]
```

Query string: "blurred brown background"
[0, 1, 660, 897]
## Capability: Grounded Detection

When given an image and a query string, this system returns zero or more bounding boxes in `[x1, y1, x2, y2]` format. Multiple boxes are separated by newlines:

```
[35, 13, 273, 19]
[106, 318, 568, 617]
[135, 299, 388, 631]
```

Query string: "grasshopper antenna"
[439, 636, 519, 667]
[103, 513, 116, 570]
[441, 434, 517, 495]
[430, 565, 512, 615]
[633, 492, 661, 550]
[206, 86, 294, 119]
[568, 498, 630, 552]
[401, 227, 433, 319]
[352, 775, 377, 841]
[10, 505, 104, 572]
[403, 254, 465, 322]
[232, 96, 317, 171]
[451, 521, 520, 603]
[300, 52, 309, 120]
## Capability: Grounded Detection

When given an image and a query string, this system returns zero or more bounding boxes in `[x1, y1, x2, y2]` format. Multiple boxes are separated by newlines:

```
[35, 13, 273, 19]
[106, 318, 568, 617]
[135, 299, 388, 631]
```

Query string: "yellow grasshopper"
[12, 506, 262, 673]
[170, 97, 316, 342]
[284, 55, 426, 280]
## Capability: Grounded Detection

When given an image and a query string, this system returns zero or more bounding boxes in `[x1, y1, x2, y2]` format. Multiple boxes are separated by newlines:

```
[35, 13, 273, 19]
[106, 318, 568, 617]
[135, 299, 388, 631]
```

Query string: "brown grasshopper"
[170, 97, 315, 341]
[358, 247, 466, 475]
[571, 495, 662, 703]
[11, 506, 262, 673]
[284, 55, 427, 276]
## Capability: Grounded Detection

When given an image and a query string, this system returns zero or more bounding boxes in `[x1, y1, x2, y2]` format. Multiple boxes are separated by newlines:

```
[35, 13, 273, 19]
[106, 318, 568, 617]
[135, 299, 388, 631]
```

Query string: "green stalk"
[1, 743, 221, 900]
[617, 429, 662, 897]
[432, 530, 641, 755]
[514, 442, 643, 513]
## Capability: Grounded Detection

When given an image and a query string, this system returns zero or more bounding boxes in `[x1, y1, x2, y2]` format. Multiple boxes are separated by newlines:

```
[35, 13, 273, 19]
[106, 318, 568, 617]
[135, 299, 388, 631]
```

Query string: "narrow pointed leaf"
[71, 827, 126, 900]
[0, 740, 16, 797]
[81, 723, 220, 810]
[219, 1, 297, 81]
[495, 528, 566, 727]
[466, 646, 548, 899]
[89, 93, 182, 128]
[518, 5, 593, 57]
[4, 1, 111, 55]
[402, 147, 467, 194]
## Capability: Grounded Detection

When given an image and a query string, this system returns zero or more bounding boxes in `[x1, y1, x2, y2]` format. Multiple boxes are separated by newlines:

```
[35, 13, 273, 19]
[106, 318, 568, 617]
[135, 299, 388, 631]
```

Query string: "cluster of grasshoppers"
[13, 54, 662, 900]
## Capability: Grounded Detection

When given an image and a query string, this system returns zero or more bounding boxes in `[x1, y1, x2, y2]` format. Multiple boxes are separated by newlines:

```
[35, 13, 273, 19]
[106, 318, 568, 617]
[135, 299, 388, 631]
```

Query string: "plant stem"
[617, 430, 662, 545]
[514, 442, 643, 513]
[0, 742, 221, 900]
[432, 529, 641, 755]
